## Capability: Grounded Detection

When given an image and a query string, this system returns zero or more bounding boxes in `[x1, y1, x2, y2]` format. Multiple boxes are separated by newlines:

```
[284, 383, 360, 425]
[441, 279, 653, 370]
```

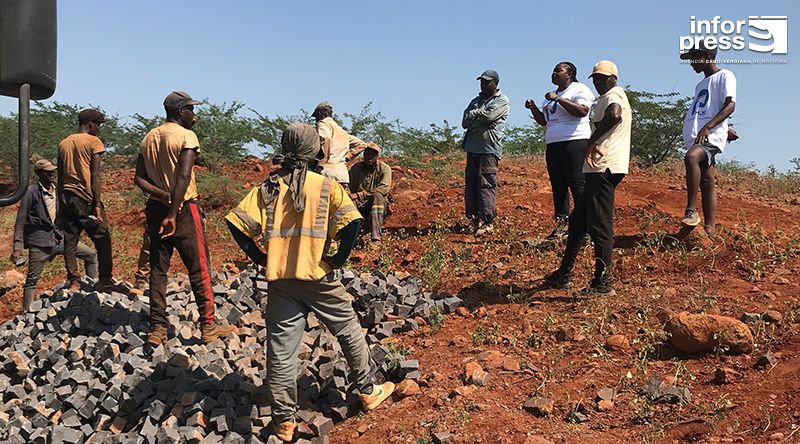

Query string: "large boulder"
[664, 311, 754, 354]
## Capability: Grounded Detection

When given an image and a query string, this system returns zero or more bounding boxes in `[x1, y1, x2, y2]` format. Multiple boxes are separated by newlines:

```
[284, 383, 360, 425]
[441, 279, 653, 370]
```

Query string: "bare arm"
[586, 103, 622, 169]
[159, 148, 195, 238]
[90, 153, 103, 217]
[134, 154, 170, 202]
[525, 99, 547, 126]
[696, 98, 736, 144]
[587, 103, 622, 146]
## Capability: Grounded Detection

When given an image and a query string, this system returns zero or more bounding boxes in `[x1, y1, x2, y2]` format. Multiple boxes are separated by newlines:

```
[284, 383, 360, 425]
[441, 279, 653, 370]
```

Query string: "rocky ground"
[1, 155, 799, 443]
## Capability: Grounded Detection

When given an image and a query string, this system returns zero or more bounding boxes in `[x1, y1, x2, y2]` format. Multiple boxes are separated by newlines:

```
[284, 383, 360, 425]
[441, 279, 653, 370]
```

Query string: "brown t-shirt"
[57, 133, 105, 203]
[139, 122, 201, 204]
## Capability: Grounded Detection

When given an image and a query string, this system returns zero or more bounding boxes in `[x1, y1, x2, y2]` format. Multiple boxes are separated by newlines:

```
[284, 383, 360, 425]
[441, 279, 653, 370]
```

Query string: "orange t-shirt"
[57, 133, 105, 203]
[139, 122, 201, 204]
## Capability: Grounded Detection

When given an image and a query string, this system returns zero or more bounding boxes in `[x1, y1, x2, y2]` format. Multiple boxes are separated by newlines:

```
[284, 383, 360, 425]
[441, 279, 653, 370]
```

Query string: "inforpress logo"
[679, 16, 788, 58]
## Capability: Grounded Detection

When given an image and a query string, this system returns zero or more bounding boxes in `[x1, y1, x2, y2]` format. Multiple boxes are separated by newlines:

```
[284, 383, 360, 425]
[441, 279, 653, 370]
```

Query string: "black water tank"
[0, 0, 57, 100]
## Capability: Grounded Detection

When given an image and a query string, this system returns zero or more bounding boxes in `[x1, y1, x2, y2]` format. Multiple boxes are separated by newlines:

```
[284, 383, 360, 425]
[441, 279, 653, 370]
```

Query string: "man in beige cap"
[57, 108, 115, 293]
[134, 91, 236, 346]
[545, 60, 631, 297]
[11, 158, 97, 310]
[349, 143, 392, 241]
[312, 100, 368, 187]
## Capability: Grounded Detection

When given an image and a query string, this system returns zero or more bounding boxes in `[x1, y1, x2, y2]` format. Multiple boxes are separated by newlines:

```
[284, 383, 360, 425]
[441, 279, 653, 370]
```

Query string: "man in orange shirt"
[57, 109, 115, 292]
[134, 91, 236, 346]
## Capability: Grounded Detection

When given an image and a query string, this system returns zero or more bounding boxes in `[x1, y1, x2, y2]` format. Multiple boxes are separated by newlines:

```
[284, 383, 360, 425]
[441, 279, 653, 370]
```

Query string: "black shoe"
[543, 270, 573, 289]
[544, 218, 568, 241]
[574, 281, 616, 297]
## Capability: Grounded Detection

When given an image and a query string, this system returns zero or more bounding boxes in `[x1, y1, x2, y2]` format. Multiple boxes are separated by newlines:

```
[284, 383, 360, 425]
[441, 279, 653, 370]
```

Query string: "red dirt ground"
[2, 156, 799, 443]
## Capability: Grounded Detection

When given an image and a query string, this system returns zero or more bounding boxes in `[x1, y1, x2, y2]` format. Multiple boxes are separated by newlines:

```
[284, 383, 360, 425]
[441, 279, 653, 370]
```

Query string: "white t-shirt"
[683, 69, 737, 151]
[541, 82, 595, 144]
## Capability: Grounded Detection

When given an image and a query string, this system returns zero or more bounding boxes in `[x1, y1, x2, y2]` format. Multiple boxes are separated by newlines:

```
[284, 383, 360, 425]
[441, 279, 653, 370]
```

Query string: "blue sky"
[1, 1, 797, 169]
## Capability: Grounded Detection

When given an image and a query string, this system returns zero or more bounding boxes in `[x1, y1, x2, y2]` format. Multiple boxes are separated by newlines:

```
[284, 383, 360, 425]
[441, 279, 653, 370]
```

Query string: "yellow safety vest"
[225, 172, 362, 281]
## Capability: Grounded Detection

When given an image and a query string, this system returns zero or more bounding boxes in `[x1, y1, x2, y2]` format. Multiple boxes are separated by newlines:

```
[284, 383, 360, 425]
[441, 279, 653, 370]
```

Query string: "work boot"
[681, 209, 700, 227]
[475, 223, 494, 237]
[360, 381, 395, 411]
[95, 278, 121, 294]
[273, 420, 296, 442]
[470, 217, 481, 234]
[574, 280, 616, 297]
[201, 321, 237, 344]
[543, 269, 573, 289]
[147, 324, 168, 346]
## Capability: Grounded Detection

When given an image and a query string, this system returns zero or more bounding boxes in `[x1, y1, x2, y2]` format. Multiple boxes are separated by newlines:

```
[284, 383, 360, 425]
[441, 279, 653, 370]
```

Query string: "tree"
[627, 89, 692, 166]
[191, 101, 254, 166]
[504, 124, 545, 155]
[251, 109, 312, 158]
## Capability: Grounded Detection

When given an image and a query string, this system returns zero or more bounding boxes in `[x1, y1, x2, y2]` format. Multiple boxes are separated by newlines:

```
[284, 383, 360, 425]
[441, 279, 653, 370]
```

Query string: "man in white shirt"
[312, 101, 368, 188]
[679, 40, 737, 237]
[544, 60, 631, 297]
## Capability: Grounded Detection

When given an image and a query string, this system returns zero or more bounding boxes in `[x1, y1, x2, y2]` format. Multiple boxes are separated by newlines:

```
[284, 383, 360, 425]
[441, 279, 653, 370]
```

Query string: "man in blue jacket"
[10, 159, 97, 310]
[461, 69, 509, 236]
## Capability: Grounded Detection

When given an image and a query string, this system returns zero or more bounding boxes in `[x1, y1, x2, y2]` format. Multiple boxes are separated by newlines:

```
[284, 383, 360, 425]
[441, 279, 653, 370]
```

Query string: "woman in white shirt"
[525, 62, 595, 241]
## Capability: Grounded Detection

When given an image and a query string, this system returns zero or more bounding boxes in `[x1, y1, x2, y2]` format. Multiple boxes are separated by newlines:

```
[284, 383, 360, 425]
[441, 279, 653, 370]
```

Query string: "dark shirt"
[13, 183, 63, 251]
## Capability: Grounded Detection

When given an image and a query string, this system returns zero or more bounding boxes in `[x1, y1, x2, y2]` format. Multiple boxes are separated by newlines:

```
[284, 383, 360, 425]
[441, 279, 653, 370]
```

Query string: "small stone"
[524, 436, 555, 444]
[754, 351, 777, 369]
[523, 396, 554, 417]
[768, 432, 785, 441]
[432, 432, 454, 444]
[450, 386, 476, 398]
[455, 307, 470, 317]
[463, 361, 483, 380]
[596, 400, 615, 411]
[500, 358, 520, 372]
[394, 380, 421, 399]
[604, 335, 630, 351]
[109, 416, 127, 434]
[763, 310, 783, 323]
[713, 367, 739, 384]
[596, 388, 615, 402]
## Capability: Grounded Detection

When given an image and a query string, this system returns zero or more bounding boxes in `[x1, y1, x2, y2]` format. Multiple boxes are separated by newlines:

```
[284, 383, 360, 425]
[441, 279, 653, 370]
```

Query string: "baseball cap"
[477, 69, 500, 83]
[364, 142, 381, 155]
[77, 109, 106, 125]
[163, 91, 202, 110]
[34, 158, 56, 172]
[314, 100, 333, 113]
[589, 60, 619, 78]
[680, 39, 718, 60]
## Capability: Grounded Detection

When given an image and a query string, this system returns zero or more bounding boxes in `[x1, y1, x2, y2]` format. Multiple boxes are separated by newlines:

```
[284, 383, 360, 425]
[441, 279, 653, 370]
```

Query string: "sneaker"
[543, 270, 573, 289]
[201, 321, 237, 344]
[681, 209, 700, 227]
[147, 324, 168, 346]
[574, 281, 616, 297]
[360, 381, 395, 411]
[475, 223, 494, 237]
[470, 217, 481, 234]
[273, 420, 296, 442]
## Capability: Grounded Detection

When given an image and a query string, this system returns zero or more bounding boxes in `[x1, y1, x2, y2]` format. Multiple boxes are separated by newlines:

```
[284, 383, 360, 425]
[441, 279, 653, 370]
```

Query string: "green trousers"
[266, 275, 373, 423]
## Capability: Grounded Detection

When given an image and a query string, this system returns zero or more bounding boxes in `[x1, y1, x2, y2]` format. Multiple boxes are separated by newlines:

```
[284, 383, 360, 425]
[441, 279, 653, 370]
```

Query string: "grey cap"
[477, 69, 499, 83]
[163, 91, 202, 110]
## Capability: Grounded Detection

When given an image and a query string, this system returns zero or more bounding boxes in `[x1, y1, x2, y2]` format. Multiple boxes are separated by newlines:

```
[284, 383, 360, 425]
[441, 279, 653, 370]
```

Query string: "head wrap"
[265, 122, 321, 212]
